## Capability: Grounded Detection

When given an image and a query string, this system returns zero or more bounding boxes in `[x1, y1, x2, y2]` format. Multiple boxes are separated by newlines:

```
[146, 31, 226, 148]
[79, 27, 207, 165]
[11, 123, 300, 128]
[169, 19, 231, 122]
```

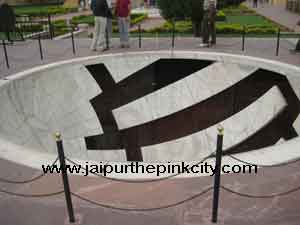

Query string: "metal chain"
[71, 186, 213, 211]
[0, 189, 64, 198]
[221, 185, 300, 198]
[228, 154, 300, 168]
[0, 157, 58, 184]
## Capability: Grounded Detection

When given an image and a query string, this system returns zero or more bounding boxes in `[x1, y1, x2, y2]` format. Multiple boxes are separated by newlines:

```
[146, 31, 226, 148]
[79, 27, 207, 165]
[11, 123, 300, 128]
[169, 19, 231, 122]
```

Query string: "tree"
[157, 0, 245, 37]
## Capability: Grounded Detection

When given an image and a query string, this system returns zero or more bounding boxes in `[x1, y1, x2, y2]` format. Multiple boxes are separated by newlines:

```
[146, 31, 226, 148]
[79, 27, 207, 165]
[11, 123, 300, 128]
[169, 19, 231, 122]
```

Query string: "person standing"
[253, 0, 258, 8]
[115, 0, 131, 48]
[90, 0, 112, 51]
[201, 0, 217, 47]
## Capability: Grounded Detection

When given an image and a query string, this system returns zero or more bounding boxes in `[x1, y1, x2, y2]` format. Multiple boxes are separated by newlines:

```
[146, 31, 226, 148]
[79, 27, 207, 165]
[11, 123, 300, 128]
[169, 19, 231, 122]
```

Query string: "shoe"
[100, 47, 109, 52]
[199, 43, 209, 48]
[91, 48, 97, 52]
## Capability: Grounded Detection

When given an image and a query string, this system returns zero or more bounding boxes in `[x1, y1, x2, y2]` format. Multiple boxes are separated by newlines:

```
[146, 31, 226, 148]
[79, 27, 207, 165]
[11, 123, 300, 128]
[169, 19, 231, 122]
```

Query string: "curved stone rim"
[0, 50, 300, 179]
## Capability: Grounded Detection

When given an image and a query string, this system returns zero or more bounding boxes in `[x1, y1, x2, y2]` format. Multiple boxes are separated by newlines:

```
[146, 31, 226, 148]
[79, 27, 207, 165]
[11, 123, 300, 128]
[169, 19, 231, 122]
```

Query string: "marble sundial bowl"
[0, 51, 300, 178]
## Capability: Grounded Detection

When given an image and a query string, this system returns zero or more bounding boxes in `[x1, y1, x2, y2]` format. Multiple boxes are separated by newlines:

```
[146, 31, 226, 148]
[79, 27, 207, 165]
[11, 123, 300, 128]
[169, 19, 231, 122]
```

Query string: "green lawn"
[13, 5, 78, 16]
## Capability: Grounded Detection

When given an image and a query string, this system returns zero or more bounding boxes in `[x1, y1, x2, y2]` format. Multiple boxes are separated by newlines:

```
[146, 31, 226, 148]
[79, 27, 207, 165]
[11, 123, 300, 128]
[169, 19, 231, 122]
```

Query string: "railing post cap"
[217, 126, 224, 135]
[55, 132, 61, 141]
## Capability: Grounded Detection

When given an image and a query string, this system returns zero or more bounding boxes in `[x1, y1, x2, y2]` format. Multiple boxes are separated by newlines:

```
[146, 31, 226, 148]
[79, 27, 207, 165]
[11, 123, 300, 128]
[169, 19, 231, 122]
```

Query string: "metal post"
[38, 33, 43, 60]
[276, 28, 280, 56]
[48, 14, 53, 40]
[71, 27, 76, 55]
[212, 127, 224, 223]
[2, 40, 9, 69]
[172, 19, 175, 48]
[138, 24, 142, 48]
[242, 26, 245, 51]
[55, 133, 75, 223]
[105, 27, 109, 50]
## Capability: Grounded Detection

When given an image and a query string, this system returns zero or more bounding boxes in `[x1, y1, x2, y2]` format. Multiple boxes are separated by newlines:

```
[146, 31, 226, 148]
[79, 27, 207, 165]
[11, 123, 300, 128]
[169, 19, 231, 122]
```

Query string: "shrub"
[141, 21, 277, 34]
[131, 13, 148, 25]
[19, 23, 43, 32]
[71, 13, 148, 26]
[222, 4, 255, 15]
[216, 23, 243, 33]
[216, 11, 226, 21]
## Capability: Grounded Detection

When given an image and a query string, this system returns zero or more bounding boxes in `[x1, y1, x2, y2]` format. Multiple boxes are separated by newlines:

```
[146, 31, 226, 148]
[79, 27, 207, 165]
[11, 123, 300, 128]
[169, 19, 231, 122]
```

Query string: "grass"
[13, 5, 78, 16]
[14, 5, 54, 15]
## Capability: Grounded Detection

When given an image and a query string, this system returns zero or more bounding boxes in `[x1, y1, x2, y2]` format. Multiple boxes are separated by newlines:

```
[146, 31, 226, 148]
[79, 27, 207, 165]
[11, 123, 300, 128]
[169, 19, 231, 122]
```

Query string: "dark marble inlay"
[84, 59, 300, 161]
[85, 59, 214, 161]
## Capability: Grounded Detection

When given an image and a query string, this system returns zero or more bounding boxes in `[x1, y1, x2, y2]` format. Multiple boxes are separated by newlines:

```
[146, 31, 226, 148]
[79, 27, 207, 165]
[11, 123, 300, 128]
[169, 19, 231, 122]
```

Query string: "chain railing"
[0, 127, 299, 223]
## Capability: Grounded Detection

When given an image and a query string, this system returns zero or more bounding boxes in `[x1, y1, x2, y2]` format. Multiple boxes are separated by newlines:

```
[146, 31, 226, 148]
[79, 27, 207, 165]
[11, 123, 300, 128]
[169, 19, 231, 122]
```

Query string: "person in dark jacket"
[90, 0, 113, 51]
[0, 2, 16, 41]
[190, 0, 203, 37]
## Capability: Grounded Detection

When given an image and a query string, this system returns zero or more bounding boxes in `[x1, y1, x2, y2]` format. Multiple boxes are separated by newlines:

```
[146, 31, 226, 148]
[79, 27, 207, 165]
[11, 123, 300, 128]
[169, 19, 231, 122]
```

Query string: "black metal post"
[48, 14, 53, 40]
[212, 127, 224, 223]
[38, 34, 43, 60]
[296, 38, 300, 52]
[138, 24, 142, 48]
[55, 133, 75, 223]
[242, 26, 245, 51]
[276, 28, 280, 56]
[105, 27, 109, 50]
[172, 19, 175, 48]
[2, 40, 9, 69]
[71, 27, 76, 55]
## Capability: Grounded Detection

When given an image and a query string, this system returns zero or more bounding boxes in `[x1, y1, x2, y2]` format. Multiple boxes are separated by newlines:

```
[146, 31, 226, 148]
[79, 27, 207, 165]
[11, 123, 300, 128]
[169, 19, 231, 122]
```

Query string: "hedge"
[216, 11, 226, 21]
[18, 23, 44, 32]
[71, 13, 148, 26]
[139, 21, 277, 34]
[222, 4, 256, 15]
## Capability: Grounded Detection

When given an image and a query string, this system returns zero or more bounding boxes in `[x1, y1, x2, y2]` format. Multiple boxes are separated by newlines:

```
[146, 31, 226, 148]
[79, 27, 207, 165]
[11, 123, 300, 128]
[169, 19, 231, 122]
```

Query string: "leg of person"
[118, 17, 125, 47]
[90, 16, 101, 51]
[202, 13, 209, 45]
[96, 16, 107, 50]
[210, 20, 216, 45]
[123, 16, 130, 48]
[106, 18, 112, 46]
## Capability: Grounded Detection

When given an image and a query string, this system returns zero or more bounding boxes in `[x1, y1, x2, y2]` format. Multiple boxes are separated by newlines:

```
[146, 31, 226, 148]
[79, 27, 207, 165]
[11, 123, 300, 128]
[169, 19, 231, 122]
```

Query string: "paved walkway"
[1, 37, 299, 78]
[245, 2, 300, 32]
[132, 7, 161, 18]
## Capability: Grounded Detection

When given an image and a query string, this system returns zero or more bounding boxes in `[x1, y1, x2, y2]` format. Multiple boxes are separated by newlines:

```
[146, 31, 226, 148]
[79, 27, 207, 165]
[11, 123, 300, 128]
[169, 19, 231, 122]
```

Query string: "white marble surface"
[0, 63, 126, 162]
[0, 51, 299, 167]
[113, 62, 257, 130]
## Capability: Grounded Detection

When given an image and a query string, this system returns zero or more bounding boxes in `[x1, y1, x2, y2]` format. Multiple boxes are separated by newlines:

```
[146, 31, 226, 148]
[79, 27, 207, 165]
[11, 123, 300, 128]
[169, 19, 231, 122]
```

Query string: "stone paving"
[0, 37, 299, 78]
